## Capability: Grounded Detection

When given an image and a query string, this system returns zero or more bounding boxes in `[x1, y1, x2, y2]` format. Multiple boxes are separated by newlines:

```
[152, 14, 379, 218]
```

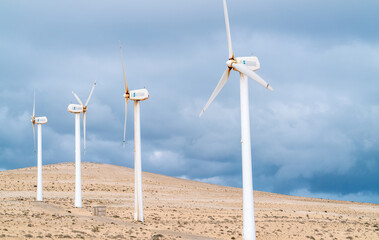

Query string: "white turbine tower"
[67, 82, 96, 208]
[120, 45, 149, 222]
[199, 1, 273, 239]
[30, 92, 48, 202]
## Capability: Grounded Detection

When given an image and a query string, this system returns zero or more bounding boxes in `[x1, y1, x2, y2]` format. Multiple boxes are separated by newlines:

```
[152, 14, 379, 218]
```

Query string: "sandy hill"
[0, 162, 378, 240]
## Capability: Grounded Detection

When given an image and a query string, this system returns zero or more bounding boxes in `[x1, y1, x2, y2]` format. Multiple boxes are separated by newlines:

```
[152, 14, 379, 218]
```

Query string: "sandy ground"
[0, 162, 378, 240]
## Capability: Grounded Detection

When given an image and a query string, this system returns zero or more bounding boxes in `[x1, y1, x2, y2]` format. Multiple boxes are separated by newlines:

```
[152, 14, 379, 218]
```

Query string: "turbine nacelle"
[227, 57, 260, 71]
[129, 89, 149, 101]
[235, 56, 260, 71]
[35, 116, 48, 124]
[67, 104, 83, 113]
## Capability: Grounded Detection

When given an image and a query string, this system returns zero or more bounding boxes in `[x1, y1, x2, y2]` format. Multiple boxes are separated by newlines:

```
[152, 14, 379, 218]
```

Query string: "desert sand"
[0, 162, 378, 239]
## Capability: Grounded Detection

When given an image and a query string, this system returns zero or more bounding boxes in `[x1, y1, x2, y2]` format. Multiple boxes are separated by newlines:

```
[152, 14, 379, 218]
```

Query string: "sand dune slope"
[0, 162, 378, 239]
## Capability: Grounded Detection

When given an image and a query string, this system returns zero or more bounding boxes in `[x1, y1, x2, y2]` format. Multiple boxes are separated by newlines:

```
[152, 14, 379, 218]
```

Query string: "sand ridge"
[0, 162, 378, 239]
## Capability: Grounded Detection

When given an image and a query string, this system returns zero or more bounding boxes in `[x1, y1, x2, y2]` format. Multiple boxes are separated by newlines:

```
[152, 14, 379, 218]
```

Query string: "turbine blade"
[72, 91, 83, 105]
[199, 68, 231, 117]
[85, 81, 96, 106]
[123, 98, 129, 148]
[33, 123, 36, 153]
[119, 44, 129, 94]
[83, 112, 86, 154]
[33, 91, 35, 117]
[233, 63, 274, 91]
[223, 0, 234, 59]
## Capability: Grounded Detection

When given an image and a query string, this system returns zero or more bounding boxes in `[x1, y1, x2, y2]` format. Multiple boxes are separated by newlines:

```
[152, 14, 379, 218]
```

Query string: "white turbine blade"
[33, 91, 35, 117]
[72, 91, 83, 105]
[233, 63, 274, 91]
[85, 81, 96, 106]
[123, 98, 129, 148]
[33, 123, 36, 153]
[223, 0, 234, 59]
[199, 68, 231, 117]
[83, 112, 86, 154]
[119, 44, 129, 94]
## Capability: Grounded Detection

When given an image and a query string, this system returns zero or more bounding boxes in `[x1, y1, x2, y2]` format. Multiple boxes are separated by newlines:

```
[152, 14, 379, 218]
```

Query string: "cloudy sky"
[1, 0, 379, 204]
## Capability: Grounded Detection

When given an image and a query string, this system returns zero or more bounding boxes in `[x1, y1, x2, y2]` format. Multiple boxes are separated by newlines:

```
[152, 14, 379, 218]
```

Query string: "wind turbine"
[67, 82, 96, 208]
[199, 1, 273, 239]
[30, 92, 47, 202]
[120, 45, 149, 222]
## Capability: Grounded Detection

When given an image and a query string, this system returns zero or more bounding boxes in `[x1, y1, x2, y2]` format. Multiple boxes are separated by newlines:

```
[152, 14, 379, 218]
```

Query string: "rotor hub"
[226, 59, 236, 68]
